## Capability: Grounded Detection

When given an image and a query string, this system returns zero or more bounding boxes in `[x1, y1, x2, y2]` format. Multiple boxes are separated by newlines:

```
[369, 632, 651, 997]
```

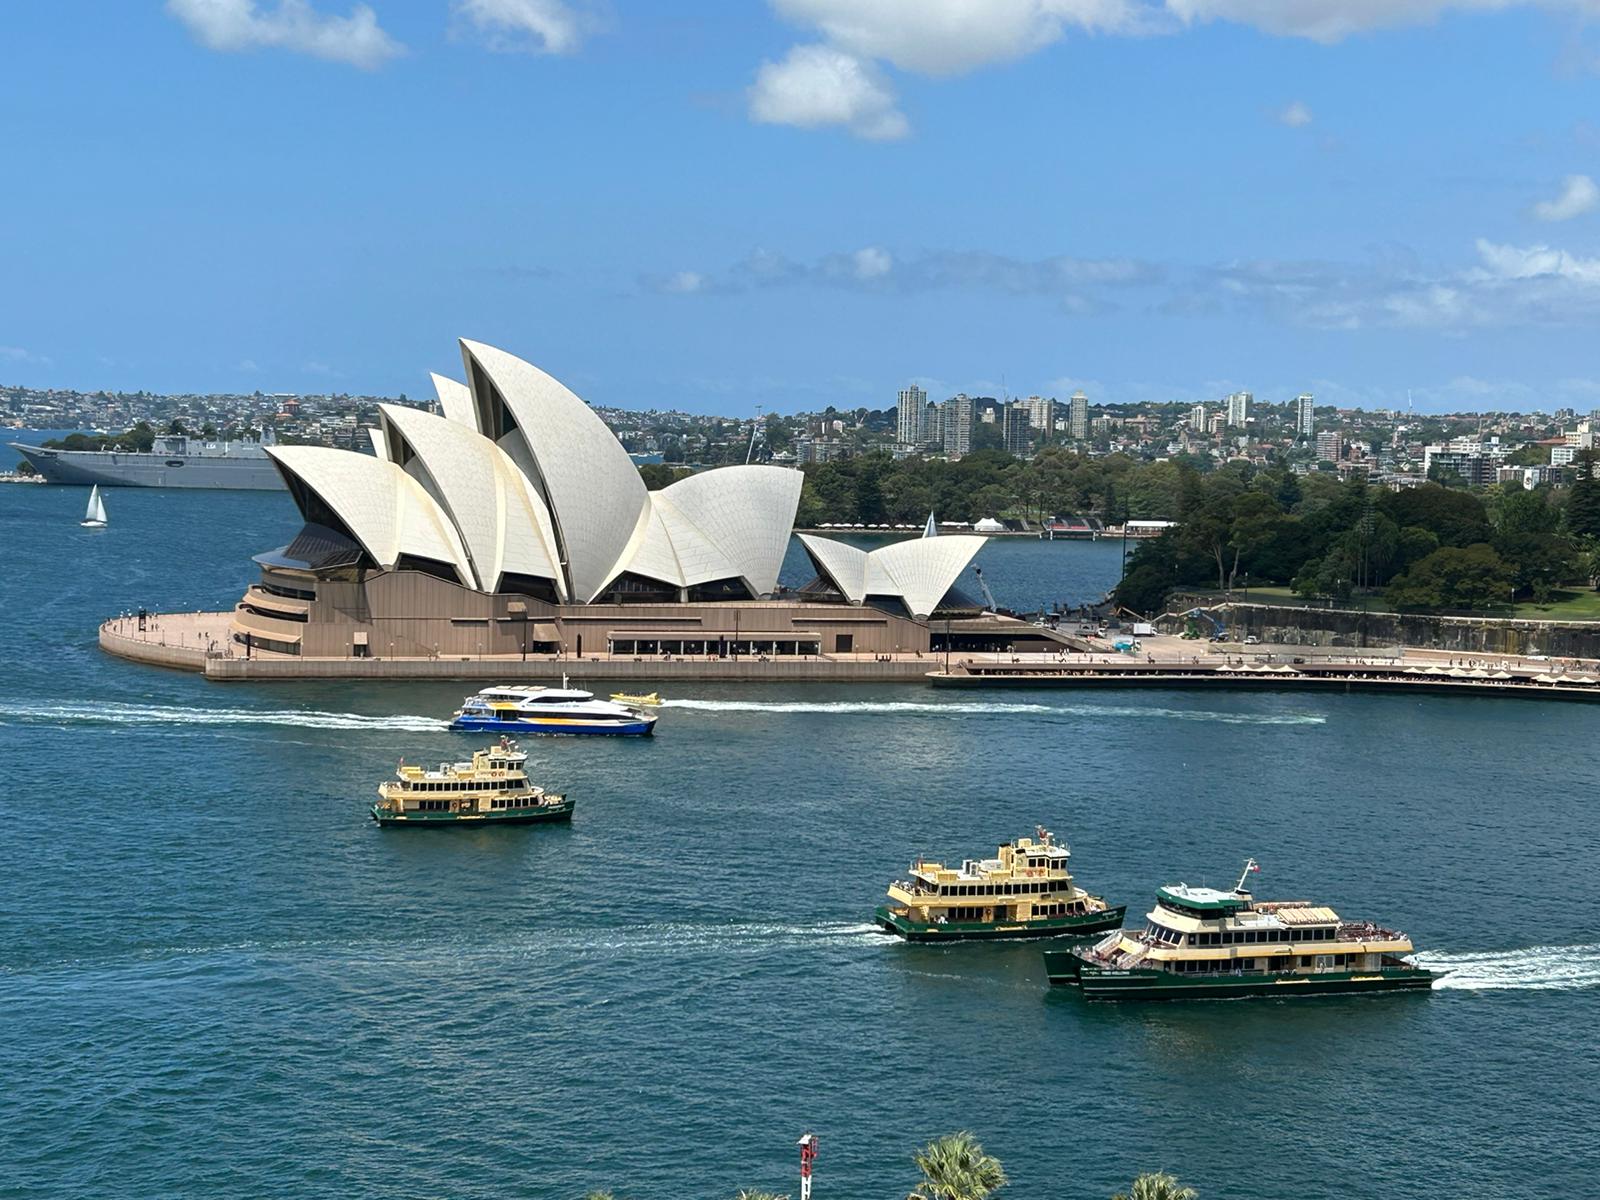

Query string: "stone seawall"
[201, 656, 933, 682]
[1163, 602, 1600, 657]
[99, 620, 210, 671]
[100, 611, 938, 681]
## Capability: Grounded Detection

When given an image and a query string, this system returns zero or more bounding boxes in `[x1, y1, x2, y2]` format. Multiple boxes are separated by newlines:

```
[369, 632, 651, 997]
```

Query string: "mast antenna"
[1234, 858, 1259, 895]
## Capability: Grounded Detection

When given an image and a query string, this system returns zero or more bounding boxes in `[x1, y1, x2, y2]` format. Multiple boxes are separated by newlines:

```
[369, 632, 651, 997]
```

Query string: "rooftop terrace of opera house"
[101, 338, 1061, 680]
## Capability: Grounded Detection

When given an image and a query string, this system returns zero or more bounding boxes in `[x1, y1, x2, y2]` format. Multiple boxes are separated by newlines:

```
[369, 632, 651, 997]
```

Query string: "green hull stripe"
[371, 803, 574, 827]
[876, 904, 1126, 941]
[1043, 963, 1437, 999]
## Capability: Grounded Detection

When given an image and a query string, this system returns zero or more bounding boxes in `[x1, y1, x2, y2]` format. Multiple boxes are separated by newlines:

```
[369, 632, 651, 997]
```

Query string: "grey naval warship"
[10, 430, 287, 490]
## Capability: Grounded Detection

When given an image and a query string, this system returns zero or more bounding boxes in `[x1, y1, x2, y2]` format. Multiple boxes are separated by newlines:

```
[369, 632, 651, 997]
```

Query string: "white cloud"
[768, 0, 1141, 76]
[851, 246, 893, 279]
[451, 0, 594, 55]
[0, 345, 49, 364]
[1277, 100, 1313, 127]
[1163, 0, 1518, 42]
[165, 0, 403, 68]
[1532, 174, 1599, 222]
[1472, 237, 1600, 283]
[646, 270, 706, 294]
[651, 235, 1600, 334]
[239, 358, 260, 371]
[748, 44, 910, 140]
[647, 245, 1160, 303]
[1161, 0, 1600, 43]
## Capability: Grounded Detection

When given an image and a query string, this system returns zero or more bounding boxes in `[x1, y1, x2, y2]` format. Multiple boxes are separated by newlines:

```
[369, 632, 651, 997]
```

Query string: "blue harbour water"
[2, 483, 1597, 1200]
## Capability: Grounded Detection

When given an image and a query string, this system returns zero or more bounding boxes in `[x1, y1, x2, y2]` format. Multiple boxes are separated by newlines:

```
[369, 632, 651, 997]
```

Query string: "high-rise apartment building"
[923, 399, 943, 449]
[1315, 430, 1343, 462]
[1189, 403, 1208, 429]
[1069, 390, 1089, 440]
[1002, 403, 1033, 457]
[896, 384, 928, 447]
[943, 393, 974, 460]
[1296, 393, 1316, 437]
[1019, 394, 1055, 435]
[1226, 390, 1252, 427]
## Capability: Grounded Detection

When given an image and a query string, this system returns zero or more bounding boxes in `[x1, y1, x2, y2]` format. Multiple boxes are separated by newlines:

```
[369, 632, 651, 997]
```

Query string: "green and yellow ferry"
[371, 738, 574, 827]
[1044, 859, 1439, 1000]
[876, 827, 1124, 941]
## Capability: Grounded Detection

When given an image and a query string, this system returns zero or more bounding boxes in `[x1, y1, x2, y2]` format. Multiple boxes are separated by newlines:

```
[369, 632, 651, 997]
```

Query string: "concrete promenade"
[931, 644, 1600, 701]
[99, 611, 938, 681]
[100, 610, 1600, 698]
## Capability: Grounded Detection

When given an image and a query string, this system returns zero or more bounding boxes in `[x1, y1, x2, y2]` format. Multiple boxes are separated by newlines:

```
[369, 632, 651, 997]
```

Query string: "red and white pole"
[798, 1133, 818, 1200]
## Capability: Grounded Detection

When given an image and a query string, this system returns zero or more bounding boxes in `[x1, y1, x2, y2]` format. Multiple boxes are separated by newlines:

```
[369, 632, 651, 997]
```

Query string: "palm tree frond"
[1114, 1170, 1197, 1200]
[911, 1131, 1007, 1200]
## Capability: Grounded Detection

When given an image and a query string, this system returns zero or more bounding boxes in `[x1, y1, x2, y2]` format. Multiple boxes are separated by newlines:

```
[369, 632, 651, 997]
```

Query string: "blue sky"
[3, 0, 1599, 415]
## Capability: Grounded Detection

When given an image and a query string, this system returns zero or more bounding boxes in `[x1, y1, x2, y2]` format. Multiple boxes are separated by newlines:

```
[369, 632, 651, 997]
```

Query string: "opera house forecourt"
[101, 339, 1061, 680]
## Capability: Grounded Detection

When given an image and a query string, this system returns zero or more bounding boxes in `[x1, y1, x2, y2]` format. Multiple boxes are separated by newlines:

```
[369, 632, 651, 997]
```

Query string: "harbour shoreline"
[101, 610, 1600, 697]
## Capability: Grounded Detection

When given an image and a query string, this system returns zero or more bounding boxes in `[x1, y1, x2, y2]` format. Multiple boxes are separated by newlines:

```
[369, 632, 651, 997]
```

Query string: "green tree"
[637, 464, 689, 490]
[1385, 544, 1514, 611]
[1111, 1171, 1198, 1200]
[908, 1131, 1007, 1200]
[1378, 484, 1489, 548]
[1567, 451, 1600, 540]
[1114, 537, 1179, 614]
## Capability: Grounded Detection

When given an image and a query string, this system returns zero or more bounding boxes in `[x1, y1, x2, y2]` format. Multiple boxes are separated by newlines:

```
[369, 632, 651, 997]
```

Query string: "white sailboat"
[81, 484, 107, 528]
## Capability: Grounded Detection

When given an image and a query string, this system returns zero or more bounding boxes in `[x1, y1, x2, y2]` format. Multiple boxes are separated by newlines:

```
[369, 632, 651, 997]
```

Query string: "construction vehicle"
[1183, 607, 1226, 641]
[972, 565, 1000, 612]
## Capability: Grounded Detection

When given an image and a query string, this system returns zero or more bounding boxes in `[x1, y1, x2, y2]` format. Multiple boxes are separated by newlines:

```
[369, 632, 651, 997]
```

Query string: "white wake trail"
[0, 700, 449, 733]
[1418, 943, 1600, 991]
[661, 698, 1324, 725]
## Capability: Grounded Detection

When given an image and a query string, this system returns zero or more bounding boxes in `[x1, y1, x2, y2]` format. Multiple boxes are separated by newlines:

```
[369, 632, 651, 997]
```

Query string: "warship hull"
[11, 443, 286, 490]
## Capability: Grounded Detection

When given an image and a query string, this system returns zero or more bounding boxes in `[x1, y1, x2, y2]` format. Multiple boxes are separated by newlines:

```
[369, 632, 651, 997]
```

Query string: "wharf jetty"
[928, 653, 1600, 702]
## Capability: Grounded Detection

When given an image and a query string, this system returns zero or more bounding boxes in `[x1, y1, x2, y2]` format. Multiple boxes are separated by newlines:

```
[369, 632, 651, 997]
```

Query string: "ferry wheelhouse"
[1044, 859, 1439, 999]
[371, 738, 574, 827]
[449, 683, 657, 736]
[876, 828, 1125, 941]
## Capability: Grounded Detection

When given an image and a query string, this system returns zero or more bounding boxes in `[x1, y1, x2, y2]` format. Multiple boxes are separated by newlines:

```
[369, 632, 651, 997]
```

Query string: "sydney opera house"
[227, 339, 1043, 665]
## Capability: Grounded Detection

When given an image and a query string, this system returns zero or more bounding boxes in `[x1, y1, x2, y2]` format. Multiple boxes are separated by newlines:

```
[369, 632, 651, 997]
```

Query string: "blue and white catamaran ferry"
[449, 681, 658, 737]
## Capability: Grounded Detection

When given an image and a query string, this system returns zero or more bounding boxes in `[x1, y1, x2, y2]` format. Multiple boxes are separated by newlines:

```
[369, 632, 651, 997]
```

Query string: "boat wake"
[661, 698, 1325, 725]
[6, 922, 901, 978]
[0, 700, 448, 733]
[1418, 943, 1600, 991]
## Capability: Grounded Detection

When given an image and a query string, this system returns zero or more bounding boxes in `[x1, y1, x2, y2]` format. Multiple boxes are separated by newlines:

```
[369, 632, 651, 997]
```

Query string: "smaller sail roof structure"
[378, 403, 564, 598]
[797, 533, 986, 619]
[266, 446, 473, 586]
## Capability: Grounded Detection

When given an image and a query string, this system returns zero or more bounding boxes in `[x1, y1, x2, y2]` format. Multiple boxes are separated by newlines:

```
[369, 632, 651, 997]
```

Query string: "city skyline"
[3, 2, 1600, 414]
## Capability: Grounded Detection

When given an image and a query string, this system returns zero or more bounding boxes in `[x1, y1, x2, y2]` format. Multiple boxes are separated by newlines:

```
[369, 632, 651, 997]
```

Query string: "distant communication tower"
[798, 1133, 819, 1200]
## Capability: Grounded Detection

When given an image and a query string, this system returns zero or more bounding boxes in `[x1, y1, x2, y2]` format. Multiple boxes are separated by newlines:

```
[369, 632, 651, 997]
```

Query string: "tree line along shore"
[655, 446, 1600, 618]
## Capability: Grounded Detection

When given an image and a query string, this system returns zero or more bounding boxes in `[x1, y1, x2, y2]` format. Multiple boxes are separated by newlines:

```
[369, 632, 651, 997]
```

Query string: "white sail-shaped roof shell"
[378, 404, 563, 598]
[262, 339, 808, 608]
[430, 373, 479, 433]
[650, 465, 803, 597]
[267, 446, 473, 585]
[798, 533, 986, 619]
[460, 339, 647, 603]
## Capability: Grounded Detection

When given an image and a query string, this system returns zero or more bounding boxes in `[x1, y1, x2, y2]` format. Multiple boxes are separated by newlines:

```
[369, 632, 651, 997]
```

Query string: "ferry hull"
[876, 904, 1125, 942]
[371, 800, 575, 827]
[449, 715, 656, 737]
[1042, 953, 1438, 1000]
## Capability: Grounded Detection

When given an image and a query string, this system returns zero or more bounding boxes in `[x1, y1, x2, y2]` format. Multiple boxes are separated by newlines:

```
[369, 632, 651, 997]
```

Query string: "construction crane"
[972, 565, 999, 612]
